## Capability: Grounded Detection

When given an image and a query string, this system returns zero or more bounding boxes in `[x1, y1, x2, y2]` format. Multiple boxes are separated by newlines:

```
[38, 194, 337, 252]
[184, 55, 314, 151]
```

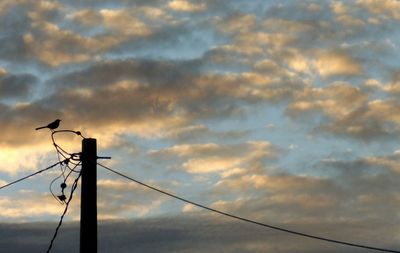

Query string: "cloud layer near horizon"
[0, 216, 398, 253]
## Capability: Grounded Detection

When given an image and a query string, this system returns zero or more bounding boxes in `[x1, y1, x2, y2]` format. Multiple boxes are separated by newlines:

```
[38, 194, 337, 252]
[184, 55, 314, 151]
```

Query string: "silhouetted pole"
[80, 138, 97, 253]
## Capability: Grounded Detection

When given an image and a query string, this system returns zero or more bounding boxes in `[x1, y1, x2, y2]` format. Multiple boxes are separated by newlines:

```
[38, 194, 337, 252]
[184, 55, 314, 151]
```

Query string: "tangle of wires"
[49, 130, 84, 204]
[46, 129, 85, 253]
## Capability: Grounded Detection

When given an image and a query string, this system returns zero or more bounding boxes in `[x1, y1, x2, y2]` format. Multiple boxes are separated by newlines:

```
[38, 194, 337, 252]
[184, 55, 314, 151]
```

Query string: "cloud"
[331, 2, 365, 27]
[6, 4, 160, 66]
[312, 49, 363, 78]
[97, 178, 168, 219]
[0, 72, 37, 99]
[0, 216, 398, 253]
[21, 57, 301, 142]
[287, 82, 367, 117]
[286, 82, 400, 140]
[99, 9, 152, 36]
[199, 145, 400, 232]
[149, 141, 279, 174]
[216, 13, 257, 34]
[383, 71, 400, 95]
[66, 9, 102, 27]
[0, 175, 169, 221]
[362, 150, 400, 173]
[0, 192, 65, 220]
[210, 169, 341, 224]
[168, 0, 207, 12]
[159, 124, 249, 142]
[0, 146, 51, 174]
[358, 0, 400, 21]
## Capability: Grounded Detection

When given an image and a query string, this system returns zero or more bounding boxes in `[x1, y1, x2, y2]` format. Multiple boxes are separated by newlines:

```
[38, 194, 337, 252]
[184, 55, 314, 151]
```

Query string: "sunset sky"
[1, 0, 400, 252]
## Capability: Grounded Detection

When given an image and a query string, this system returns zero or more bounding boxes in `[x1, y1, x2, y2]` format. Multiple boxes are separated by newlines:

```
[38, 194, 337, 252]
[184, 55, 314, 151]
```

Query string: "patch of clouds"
[168, 0, 207, 12]
[97, 178, 168, 219]
[0, 145, 51, 174]
[149, 141, 279, 174]
[312, 49, 363, 78]
[357, 0, 400, 21]
[362, 150, 400, 173]
[286, 82, 400, 140]
[0, 192, 64, 220]
[0, 72, 37, 99]
[99, 9, 152, 36]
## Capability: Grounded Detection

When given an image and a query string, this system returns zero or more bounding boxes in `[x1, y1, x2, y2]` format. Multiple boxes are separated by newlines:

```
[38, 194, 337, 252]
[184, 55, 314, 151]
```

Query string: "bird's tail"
[35, 126, 46, 130]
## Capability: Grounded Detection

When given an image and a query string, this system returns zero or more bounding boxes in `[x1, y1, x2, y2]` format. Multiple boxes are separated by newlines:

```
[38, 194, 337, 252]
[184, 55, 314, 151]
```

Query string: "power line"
[46, 171, 82, 253]
[98, 163, 400, 253]
[0, 161, 64, 190]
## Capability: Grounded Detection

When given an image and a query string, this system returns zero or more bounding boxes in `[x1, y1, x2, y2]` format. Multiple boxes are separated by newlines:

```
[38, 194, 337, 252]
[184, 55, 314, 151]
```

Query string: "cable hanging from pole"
[98, 163, 400, 253]
[46, 170, 82, 253]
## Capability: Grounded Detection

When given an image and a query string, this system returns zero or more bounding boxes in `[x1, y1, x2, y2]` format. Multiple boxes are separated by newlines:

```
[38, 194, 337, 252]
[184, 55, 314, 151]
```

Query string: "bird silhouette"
[35, 119, 61, 130]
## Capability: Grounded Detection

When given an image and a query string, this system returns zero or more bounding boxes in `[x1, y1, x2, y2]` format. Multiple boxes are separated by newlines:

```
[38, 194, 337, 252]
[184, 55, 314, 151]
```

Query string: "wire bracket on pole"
[97, 156, 112, 160]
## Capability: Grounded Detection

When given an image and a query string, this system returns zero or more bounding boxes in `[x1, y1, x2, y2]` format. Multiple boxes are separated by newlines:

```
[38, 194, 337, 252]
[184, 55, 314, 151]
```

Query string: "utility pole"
[80, 138, 97, 253]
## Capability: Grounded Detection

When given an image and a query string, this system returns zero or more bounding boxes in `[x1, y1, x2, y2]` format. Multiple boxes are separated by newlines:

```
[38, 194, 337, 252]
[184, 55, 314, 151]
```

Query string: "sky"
[0, 0, 400, 252]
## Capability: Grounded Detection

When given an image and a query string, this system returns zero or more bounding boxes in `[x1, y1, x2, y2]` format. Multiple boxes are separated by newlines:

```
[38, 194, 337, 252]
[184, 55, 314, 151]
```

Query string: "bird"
[35, 119, 61, 131]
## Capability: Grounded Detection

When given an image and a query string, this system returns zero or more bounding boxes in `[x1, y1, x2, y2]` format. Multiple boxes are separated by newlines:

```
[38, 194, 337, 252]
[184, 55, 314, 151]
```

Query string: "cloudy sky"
[1, 0, 400, 252]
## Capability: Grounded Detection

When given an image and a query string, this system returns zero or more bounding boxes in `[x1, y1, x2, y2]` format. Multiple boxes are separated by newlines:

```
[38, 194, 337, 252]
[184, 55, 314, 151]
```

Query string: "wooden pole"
[80, 138, 97, 253]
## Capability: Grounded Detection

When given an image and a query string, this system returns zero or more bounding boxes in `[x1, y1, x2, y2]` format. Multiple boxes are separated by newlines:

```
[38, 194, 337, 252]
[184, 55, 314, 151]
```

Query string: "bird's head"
[56, 119, 61, 122]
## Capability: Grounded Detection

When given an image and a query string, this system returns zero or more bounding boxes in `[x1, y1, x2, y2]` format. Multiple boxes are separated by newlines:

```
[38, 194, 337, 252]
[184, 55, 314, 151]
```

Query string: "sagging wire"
[98, 163, 400, 253]
[0, 160, 64, 190]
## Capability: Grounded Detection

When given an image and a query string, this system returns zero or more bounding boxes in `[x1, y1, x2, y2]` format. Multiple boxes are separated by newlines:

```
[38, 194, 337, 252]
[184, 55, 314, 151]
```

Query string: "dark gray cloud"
[0, 34, 30, 63]
[57, 0, 165, 8]
[49, 59, 202, 88]
[0, 73, 37, 99]
[0, 216, 396, 253]
[161, 124, 250, 142]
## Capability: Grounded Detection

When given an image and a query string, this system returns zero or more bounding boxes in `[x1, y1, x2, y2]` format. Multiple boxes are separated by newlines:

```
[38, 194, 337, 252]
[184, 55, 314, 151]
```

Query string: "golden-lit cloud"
[363, 152, 400, 173]
[331, 1, 365, 27]
[0, 146, 50, 174]
[150, 141, 278, 174]
[289, 82, 367, 114]
[262, 19, 315, 34]
[183, 156, 242, 174]
[285, 82, 400, 140]
[23, 24, 92, 66]
[99, 9, 152, 36]
[67, 9, 103, 27]
[168, 0, 206, 12]
[312, 49, 363, 78]
[20, 7, 156, 66]
[0, 67, 7, 76]
[97, 178, 167, 219]
[358, 0, 400, 20]
[0, 192, 64, 220]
